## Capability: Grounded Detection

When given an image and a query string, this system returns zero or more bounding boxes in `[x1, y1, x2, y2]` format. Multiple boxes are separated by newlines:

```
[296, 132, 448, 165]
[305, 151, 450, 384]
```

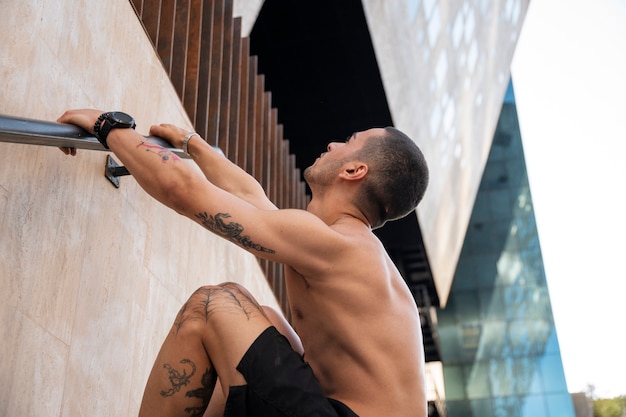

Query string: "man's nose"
[327, 142, 342, 151]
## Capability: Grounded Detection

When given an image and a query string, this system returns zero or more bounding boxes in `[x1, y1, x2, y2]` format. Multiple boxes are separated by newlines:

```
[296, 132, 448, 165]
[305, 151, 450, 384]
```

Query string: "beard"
[303, 158, 344, 187]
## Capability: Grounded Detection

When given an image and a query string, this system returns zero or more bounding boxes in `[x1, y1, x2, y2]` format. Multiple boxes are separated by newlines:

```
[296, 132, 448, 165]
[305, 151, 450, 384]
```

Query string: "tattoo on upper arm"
[137, 141, 181, 162]
[195, 212, 276, 253]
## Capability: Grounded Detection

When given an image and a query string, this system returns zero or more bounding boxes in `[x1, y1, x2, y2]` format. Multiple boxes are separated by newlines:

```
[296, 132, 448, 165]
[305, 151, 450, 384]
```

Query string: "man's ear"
[339, 162, 368, 181]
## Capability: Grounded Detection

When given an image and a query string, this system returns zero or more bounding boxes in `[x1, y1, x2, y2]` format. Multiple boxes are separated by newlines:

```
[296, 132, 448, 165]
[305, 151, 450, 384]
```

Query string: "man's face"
[303, 128, 383, 186]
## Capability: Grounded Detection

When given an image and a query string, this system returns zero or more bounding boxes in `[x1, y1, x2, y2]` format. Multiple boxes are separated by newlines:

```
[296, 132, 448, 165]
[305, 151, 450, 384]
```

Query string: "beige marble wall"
[0, 1, 279, 416]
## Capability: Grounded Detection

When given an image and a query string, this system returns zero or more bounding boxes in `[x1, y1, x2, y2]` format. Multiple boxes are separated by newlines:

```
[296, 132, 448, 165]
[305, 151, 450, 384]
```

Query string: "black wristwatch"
[94, 111, 136, 149]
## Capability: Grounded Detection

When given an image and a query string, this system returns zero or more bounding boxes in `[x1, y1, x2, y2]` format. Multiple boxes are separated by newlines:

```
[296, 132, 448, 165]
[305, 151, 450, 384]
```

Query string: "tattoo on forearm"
[160, 359, 196, 397]
[184, 367, 218, 417]
[195, 212, 275, 253]
[137, 141, 180, 162]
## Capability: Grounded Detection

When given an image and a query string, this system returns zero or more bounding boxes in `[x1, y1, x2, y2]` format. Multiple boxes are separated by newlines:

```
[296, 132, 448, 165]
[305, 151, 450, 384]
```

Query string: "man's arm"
[149, 123, 276, 211]
[57, 109, 344, 275]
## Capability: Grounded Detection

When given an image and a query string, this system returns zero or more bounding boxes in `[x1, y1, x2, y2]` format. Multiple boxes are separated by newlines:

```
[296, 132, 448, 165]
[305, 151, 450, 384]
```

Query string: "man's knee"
[178, 282, 263, 324]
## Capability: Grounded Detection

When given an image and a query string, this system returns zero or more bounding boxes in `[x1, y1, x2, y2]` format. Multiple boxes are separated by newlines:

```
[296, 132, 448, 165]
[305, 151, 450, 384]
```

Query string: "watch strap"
[93, 112, 112, 148]
[94, 112, 136, 149]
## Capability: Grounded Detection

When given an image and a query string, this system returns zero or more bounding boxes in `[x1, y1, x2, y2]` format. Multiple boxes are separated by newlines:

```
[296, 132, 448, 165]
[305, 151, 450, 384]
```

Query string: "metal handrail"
[0, 113, 189, 158]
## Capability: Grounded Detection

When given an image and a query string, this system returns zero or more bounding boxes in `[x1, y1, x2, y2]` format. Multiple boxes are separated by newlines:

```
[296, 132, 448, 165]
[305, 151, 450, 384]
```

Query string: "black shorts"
[223, 326, 359, 417]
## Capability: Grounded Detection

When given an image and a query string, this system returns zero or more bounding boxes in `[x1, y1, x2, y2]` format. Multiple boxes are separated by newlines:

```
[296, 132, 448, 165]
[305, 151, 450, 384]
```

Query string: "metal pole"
[0, 113, 190, 159]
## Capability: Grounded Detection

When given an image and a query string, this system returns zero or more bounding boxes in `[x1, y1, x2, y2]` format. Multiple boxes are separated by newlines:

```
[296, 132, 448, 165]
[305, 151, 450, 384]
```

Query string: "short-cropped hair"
[354, 127, 429, 229]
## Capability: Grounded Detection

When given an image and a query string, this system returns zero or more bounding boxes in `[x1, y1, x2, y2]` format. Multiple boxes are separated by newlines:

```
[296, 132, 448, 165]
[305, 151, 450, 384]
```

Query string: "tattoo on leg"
[160, 359, 197, 397]
[184, 367, 218, 417]
[137, 141, 181, 162]
[173, 284, 264, 337]
[195, 212, 276, 254]
[173, 301, 190, 333]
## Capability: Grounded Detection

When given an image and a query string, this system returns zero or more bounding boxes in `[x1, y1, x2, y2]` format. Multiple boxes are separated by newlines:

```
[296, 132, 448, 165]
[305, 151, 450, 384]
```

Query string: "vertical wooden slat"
[207, 0, 225, 146]
[130, 0, 144, 18]
[281, 139, 290, 209]
[195, 0, 214, 138]
[289, 155, 297, 208]
[253, 77, 265, 182]
[140, 0, 161, 44]
[227, 17, 242, 163]
[182, 0, 203, 124]
[216, 0, 234, 154]
[170, 0, 191, 97]
[270, 112, 280, 205]
[261, 92, 272, 191]
[156, 0, 176, 74]
[236, 37, 250, 169]
[245, 57, 257, 175]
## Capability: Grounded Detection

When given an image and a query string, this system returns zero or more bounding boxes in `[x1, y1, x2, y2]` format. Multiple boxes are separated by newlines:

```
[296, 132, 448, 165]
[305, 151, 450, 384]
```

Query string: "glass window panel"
[439, 325, 462, 361]
[545, 393, 576, 417]
[470, 398, 493, 417]
[466, 362, 491, 398]
[446, 399, 473, 416]
[454, 256, 478, 290]
[543, 329, 560, 355]
[475, 253, 499, 288]
[520, 394, 548, 417]
[477, 320, 507, 359]
[489, 189, 513, 220]
[455, 290, 480, 321]
[480, 287, 506, 320]
[443, 366, 467, 400]
[489, 358, 517, 396]
[539, 354, 568, 393]
[492, 395, 521, 417]
[511, 357, 541, 395]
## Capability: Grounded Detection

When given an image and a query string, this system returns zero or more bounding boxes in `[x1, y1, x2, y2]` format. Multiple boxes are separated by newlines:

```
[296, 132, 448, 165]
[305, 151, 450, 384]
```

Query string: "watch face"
[111, 111, 134, 124]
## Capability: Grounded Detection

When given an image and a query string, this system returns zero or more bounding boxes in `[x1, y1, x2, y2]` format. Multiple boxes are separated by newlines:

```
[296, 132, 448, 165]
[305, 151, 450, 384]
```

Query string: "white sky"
[511, 0, 626, 398]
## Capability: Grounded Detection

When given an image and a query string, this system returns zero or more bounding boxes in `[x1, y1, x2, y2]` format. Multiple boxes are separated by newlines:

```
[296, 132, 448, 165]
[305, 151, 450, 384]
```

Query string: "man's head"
[304, 127, 429, 229]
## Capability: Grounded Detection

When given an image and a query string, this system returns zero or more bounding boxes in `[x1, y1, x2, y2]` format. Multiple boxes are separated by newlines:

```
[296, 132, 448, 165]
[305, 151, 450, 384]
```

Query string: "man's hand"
[57, 109, 105, 156]
[149, 123, 194, 150]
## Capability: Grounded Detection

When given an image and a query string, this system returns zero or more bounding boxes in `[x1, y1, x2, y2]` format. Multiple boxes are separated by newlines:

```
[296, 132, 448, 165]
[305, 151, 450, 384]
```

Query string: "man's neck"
[307, 198, 371, 229]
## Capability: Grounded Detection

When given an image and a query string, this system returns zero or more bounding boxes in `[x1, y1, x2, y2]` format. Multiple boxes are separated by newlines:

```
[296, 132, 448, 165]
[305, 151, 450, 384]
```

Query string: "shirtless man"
[58, 109, 430, 417]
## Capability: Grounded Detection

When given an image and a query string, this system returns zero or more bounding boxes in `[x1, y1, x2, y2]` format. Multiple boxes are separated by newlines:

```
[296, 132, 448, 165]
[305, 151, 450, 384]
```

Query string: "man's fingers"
[59, 146, 77, 156]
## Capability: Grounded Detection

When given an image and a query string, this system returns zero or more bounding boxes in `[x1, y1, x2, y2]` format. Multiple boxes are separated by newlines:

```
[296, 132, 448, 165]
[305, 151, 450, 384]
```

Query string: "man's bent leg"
[202, 305, 302, 417]
[138, 282, 272, 417]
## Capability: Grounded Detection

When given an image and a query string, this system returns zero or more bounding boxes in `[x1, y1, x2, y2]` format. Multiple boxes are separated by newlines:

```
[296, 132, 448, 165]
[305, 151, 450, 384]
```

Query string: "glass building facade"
[438, 81, 576, 417]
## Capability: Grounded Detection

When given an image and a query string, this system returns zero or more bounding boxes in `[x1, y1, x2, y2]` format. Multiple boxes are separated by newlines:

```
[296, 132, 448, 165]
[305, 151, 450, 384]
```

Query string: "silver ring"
[183, 131, 200, 156]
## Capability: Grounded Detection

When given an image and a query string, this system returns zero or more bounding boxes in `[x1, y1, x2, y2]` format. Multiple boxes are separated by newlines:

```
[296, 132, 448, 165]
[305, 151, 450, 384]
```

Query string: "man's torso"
[283, 224, 427, 417]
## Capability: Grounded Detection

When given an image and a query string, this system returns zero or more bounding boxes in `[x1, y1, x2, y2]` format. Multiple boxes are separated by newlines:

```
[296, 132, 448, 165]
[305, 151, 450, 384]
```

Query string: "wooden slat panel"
[156, 0, 176, 74]
[207, 0, 225, 146]
[195, 0, 214, 138]
[128, 0, 317, 313]
[182, 0, 204, 124]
